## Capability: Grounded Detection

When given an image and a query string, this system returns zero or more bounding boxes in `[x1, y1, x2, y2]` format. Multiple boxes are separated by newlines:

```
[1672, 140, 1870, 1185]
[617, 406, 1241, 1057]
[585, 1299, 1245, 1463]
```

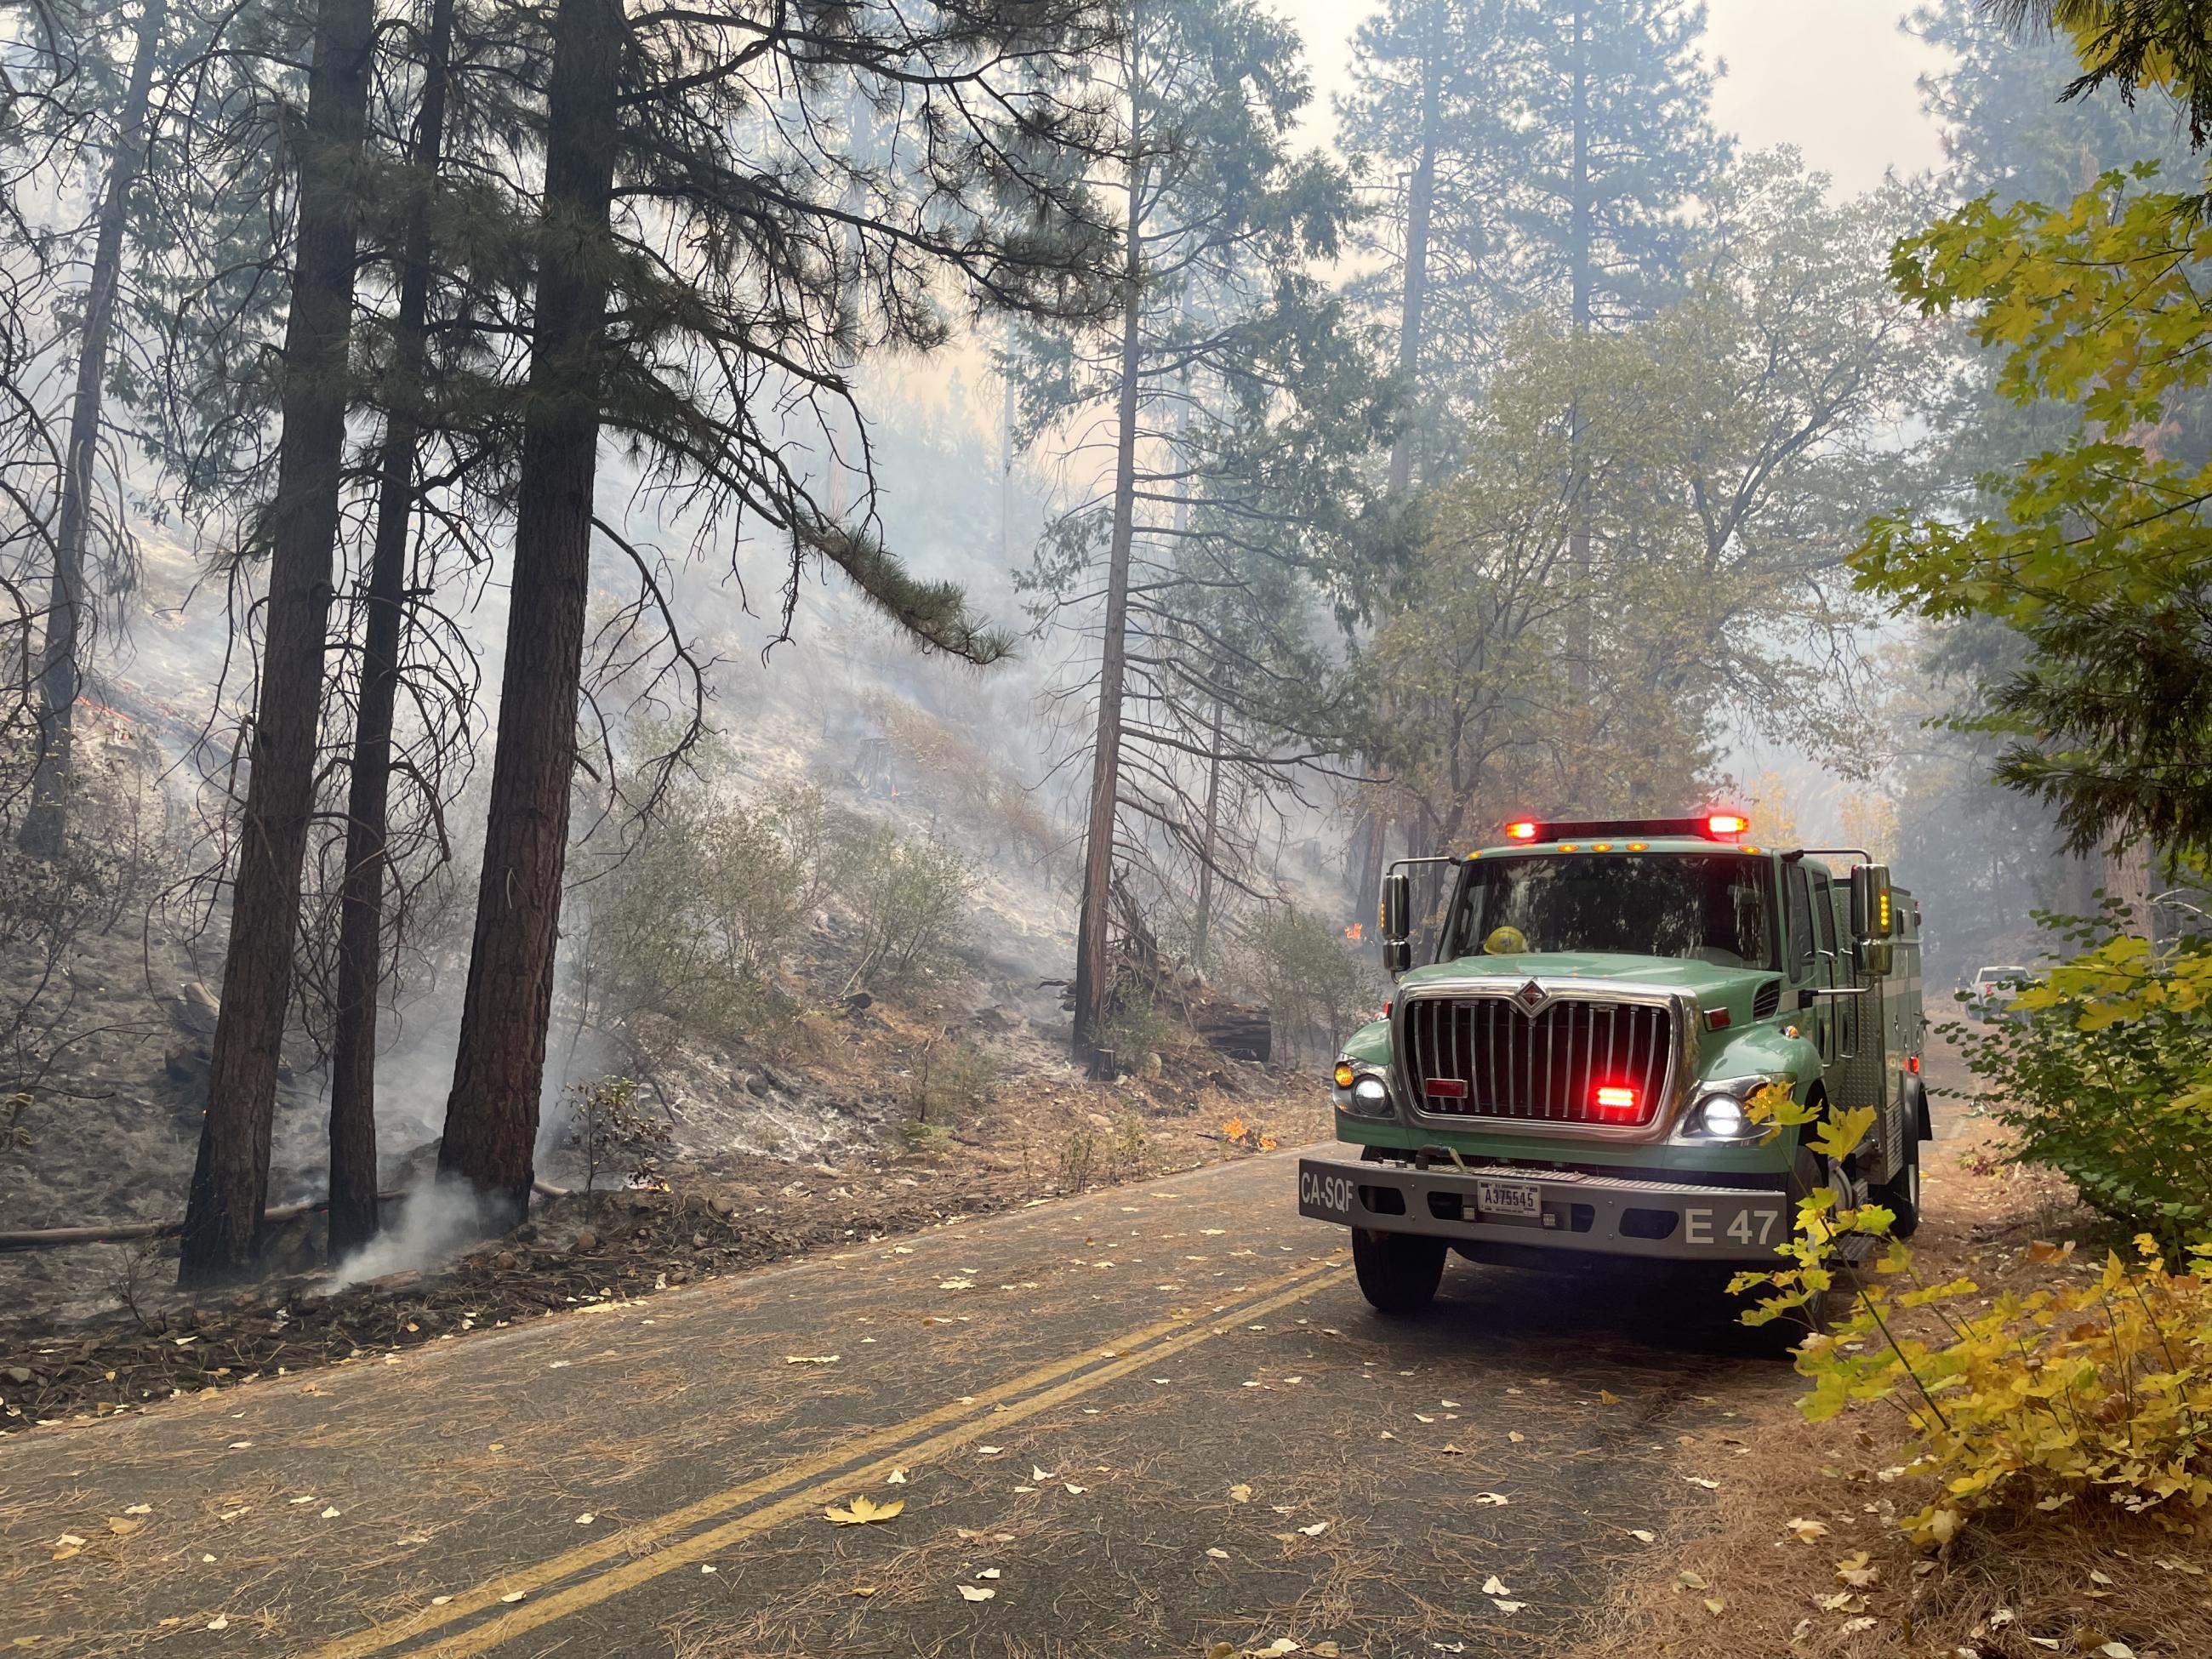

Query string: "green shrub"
[909, 1035, 995, 1126]
[563, 1075, 671, 1195]
[585, 771, 846, 1044]
[1238, 907, 1373, 1058]
[1099, 985, 1172, 1066]
[1952, 915, 2212, 1246]
[841, 826, 976, 995]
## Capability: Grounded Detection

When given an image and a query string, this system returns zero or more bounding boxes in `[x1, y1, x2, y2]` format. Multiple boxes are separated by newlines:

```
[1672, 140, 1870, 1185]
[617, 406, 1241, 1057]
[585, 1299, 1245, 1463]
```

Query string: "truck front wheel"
[1352, 1228, 1446, 1315]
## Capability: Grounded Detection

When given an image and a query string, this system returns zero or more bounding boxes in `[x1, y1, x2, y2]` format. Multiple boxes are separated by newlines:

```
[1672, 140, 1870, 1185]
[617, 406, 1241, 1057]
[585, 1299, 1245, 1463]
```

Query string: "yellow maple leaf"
[824, 1496, 904, 1525]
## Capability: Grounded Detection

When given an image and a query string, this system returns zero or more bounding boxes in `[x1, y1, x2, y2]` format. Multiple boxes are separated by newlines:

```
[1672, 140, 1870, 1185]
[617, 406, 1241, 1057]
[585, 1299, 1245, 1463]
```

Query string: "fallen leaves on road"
[957, 1583, 996, 1602]
[1229, 1484, 1252, 1503]
[1834, 1551, 1879, 1589]
[1682, 1475, 1720, 1490]
[784, 1354, 839, 1365]
[104, 1518, 140, 1536]
[1472, 1492, 1510, 1506]
[824, 1496, 904, 1525]
[1785, 1517, 1829, 1543]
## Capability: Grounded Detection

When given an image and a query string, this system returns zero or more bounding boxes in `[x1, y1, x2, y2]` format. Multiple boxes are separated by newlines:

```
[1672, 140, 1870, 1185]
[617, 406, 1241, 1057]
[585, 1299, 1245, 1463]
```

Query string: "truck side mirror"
[1381, 870, 1411, 977]
[1852, 864, 1895, 977]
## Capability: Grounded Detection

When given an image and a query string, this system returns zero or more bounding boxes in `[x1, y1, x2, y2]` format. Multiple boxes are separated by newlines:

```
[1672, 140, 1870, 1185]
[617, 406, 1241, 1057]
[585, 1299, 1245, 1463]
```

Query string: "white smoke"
[324, 1177, 503, 1290]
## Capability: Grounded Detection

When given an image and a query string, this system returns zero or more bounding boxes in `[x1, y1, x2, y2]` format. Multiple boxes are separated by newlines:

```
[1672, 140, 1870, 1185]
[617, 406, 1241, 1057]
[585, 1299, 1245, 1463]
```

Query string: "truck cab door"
[1810, 870, 1842, 1072]
[1786, 864, 1838, 1071]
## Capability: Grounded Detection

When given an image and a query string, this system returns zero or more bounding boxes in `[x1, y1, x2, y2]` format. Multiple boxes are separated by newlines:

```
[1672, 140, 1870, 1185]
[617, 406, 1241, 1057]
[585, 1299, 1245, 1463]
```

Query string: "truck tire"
[1352, 1228, 1445, 1316]
[1874, 1119, 1923, 1240]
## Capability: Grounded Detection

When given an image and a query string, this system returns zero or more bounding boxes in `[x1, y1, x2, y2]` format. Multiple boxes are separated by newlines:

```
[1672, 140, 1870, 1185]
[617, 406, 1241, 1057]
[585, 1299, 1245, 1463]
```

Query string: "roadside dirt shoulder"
[2, 1058, 1327, 1433]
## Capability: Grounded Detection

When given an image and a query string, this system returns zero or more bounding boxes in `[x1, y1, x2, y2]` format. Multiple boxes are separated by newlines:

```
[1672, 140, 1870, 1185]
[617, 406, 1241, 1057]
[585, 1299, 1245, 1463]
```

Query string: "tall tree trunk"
[325, 0, 457, 1261]
[1000, 321, 1017, 567]
[436, 0, 622, 1224]
[1193, 698, 1223, 971]
[1072, 44, 1146, 1061]
[20, 0, 166, 859]
[1352, 30, 1440, 909]
[1564, 2, 1593, 713]
[1384, 40, 1439, 499]
[177, 0, 375, 1288]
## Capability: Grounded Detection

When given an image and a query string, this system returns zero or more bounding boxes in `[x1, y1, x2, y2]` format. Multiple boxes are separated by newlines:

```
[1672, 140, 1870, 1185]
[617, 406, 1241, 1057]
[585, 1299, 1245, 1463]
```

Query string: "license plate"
[1474, 1178, 1542, 1220]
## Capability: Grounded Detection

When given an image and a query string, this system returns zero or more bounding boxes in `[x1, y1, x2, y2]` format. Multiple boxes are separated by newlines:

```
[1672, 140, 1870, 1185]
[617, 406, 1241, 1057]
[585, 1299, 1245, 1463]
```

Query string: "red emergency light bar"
[1498, 813, 1752, 845]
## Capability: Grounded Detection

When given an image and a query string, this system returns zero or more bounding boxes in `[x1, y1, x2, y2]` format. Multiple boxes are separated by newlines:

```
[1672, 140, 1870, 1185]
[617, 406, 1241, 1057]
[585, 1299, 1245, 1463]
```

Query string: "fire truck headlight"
[1693, 1094, 1747, 1138]
[1334, 1063, 1395, 1118]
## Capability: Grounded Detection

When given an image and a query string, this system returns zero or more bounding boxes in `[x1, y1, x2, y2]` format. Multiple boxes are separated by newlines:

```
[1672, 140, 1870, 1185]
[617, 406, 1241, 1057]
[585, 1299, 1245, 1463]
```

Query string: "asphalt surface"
[1, 1149, 1796, 1658]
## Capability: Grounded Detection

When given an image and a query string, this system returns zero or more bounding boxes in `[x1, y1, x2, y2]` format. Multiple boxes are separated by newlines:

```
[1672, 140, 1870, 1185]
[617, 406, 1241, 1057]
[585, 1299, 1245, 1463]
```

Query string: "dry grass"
[1570, 1112, 2212, 1659]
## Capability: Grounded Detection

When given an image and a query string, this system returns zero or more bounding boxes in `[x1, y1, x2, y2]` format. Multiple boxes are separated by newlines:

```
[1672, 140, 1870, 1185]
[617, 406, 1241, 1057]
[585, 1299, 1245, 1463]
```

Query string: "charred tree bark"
[178, 0, 375, 1288]
[326, 0, 457, 1262]
[1071, 64, 1146, 1061]
[20, 0, 166, 859]
[436, 0, 622, 1226]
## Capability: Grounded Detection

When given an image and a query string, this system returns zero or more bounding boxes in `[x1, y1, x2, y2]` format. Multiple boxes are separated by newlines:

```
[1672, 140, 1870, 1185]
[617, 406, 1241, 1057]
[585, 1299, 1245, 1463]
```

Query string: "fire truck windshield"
[1443, 852, 1779, 970]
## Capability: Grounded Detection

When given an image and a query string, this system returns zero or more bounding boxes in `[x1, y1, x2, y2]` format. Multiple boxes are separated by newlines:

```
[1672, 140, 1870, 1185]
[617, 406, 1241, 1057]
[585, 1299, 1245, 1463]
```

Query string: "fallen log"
[1194, 1004, 1272, 1063]
[0, 1181, 571, 1253]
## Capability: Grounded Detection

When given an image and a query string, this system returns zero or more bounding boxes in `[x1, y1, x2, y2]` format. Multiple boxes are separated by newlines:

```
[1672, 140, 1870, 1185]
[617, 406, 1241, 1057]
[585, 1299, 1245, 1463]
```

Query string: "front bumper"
[1297, 1154, 1793, 1263]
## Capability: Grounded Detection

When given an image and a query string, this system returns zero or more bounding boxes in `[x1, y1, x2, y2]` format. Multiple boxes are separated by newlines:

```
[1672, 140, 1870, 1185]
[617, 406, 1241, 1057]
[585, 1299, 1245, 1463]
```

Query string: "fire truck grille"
[1401, 995, 1673, 1127]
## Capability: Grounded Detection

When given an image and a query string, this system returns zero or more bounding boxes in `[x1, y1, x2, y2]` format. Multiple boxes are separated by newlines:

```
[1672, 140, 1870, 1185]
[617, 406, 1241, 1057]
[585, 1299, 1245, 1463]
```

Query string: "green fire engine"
[1297, 813, 1928, 1314]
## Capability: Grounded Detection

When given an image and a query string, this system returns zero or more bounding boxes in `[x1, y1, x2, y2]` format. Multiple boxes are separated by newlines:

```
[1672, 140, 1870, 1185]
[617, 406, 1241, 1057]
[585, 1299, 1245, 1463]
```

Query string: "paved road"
[1, 1149, 1791, 1657]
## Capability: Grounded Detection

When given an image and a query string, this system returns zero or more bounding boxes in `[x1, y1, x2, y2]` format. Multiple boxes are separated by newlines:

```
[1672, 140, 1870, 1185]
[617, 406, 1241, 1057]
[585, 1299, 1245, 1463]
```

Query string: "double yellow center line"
[305, 1253, 1345, 1658]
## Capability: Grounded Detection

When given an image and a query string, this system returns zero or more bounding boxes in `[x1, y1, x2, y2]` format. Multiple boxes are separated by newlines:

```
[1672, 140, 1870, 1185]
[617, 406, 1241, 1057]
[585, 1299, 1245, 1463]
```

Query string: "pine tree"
[17, 0, 169, 859]
[179, 0, 379, 1286]
[433, 0, 1117, 1222]
[324, 0, 460, 1259]
[1501, 0, 1724, 333]
[1013, 0, 1378, 1058]
[1337, 0, 1520, 494]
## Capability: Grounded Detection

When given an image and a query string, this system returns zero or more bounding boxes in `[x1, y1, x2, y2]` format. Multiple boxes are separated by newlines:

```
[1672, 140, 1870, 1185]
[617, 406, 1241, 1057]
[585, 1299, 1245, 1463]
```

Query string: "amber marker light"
[1333, 1062, 1356, 1090]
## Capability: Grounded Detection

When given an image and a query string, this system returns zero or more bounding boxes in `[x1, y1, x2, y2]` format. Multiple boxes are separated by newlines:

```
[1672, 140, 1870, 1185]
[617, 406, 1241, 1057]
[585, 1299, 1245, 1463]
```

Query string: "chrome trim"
[1390, 975, 1699, 1143]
